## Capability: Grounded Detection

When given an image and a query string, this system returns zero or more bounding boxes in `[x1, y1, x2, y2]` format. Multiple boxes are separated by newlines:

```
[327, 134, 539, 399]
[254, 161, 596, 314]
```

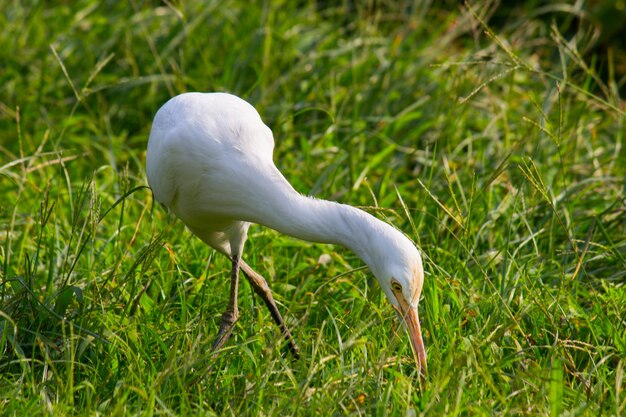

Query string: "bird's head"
[368, 231, 427, 376]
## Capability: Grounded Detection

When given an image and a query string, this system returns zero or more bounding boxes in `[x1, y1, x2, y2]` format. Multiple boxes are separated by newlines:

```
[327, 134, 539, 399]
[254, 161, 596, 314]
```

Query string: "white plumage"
[146, 92, 427, 373]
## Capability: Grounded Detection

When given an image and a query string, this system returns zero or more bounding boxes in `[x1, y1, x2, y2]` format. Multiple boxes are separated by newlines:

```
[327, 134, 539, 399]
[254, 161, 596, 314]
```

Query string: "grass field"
[1, 1, 625, 415]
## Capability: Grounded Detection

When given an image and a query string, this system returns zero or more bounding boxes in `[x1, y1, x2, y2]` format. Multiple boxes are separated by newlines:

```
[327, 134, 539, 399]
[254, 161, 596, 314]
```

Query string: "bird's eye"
[391, 281, 402, 292]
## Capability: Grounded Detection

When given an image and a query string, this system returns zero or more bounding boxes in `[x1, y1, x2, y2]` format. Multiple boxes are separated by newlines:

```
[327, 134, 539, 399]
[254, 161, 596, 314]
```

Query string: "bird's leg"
[240, 259, 300, 358]
[211, 255, 240, 352]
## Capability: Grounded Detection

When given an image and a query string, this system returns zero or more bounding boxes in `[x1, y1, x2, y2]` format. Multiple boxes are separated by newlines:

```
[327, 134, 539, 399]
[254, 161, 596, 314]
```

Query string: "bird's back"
[149, 92, 275, 169]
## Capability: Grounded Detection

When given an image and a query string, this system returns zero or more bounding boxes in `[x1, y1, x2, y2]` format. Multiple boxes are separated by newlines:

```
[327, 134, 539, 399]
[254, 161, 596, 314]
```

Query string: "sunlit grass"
[1, 0, 625, 415]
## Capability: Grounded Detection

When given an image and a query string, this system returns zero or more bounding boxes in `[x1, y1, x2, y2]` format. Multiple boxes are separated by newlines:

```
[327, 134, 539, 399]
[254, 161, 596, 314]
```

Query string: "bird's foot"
[282, 328, 300, 359]
[211, 310, 238, 353]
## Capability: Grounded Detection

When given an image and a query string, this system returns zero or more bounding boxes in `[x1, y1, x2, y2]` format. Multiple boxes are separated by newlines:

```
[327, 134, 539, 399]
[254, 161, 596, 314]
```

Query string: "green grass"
[1, 0, 625, 415]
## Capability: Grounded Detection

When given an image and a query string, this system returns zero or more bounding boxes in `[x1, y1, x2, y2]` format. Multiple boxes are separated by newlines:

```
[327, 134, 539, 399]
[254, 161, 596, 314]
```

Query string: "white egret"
[146, 92, 427, 373]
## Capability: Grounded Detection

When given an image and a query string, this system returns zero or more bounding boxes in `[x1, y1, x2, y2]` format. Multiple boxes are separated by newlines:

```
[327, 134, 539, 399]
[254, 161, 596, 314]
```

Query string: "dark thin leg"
[211, 255, 240, 352]
[240, 259, 300, 358]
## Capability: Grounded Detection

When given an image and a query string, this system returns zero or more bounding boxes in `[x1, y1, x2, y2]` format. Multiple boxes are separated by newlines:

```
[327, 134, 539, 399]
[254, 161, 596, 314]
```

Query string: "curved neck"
[249, 188, 400, 276]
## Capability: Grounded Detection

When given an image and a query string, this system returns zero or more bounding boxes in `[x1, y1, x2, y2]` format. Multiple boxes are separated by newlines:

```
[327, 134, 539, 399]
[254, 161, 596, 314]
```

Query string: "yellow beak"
[393, 296, 427, 376]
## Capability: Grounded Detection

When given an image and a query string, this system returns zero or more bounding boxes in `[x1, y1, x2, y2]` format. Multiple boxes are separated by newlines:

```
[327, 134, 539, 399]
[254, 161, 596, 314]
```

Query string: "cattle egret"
[146, 92, 427, 374]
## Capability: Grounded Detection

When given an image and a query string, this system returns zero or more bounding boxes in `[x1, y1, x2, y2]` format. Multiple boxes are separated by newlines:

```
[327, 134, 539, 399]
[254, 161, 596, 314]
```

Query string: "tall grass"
[1, 0, 624, 415]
